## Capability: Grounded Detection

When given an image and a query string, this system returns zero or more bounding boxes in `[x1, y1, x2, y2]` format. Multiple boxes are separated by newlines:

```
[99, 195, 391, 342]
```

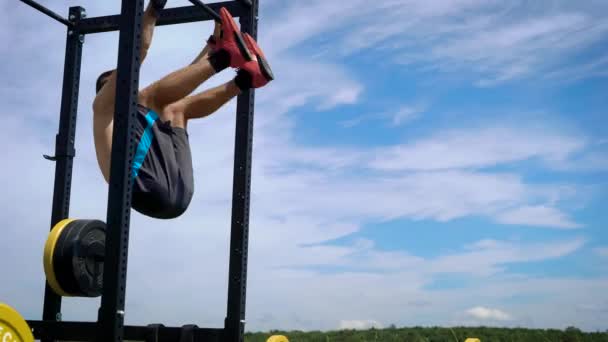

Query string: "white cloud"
[339, 320, 383, 330]
[496, 205, 581, 229]
[428, 238, 585, 276]
[369, 124, 586, 171]
[255, 233, 585, 279]
[391, 105, 425, 126]
[544, 54, 608, 83]
[339, 103, 426, 128]
[296, 0, 608, 85]
[466, 306, 512, 321]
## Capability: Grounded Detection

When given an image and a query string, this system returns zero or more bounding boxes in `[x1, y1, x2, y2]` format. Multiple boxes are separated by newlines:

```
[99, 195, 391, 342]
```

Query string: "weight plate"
[267, 335, 289, 342]
[43, 218, 75, 297]
[72, 220, 105, 297]
[0, 303, 34, 342]
[53, 219, 84, 296]
[44, 219, 106, 297]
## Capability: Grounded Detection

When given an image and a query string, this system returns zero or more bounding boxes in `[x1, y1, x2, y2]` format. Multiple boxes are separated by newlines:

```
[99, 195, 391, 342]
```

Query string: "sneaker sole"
[243, 33, 274, 81]
[257, 56, 274, 81]
[220, 8, 254, 63]
[234, 31, 254, 63]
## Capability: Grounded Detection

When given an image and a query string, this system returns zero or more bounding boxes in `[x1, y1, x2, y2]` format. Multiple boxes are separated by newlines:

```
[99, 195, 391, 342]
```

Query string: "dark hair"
[96, 70, 114, 93]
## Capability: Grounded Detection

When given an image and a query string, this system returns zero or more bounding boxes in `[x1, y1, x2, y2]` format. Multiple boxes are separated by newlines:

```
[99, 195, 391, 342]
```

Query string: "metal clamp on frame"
[44, 135, 76, 161]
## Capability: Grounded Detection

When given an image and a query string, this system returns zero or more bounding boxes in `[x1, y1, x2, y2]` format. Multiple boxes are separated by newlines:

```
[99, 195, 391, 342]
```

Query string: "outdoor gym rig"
[1, 0, 284, 341]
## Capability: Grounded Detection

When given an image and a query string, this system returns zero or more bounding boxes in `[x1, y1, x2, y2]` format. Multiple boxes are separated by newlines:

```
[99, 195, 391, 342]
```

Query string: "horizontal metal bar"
[185, 0, 251, 63]
[19, 0, 74, 27]
[188, 0, 221, 22]
[236, 0, 253, 6]
[27, 320, 224, 341]
[77, 1, 243, 34]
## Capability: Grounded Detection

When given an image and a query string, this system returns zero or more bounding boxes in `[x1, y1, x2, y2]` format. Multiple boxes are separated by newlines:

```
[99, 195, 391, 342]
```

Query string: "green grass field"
[244, 326, 608, 342]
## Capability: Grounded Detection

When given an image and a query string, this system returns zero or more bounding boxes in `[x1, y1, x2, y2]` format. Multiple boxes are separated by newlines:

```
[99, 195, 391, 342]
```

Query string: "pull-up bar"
[19, 0, 251, 29]
[18, 0, 74, 27]
[188, 0, 222, 22]
[187, 0, 253, 21]
[187, 0, 253, 61]
[237, 0, 252, 6]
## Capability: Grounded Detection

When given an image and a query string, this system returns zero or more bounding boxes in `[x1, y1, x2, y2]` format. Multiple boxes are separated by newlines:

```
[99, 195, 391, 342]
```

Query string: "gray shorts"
[131, 104, 194, 219]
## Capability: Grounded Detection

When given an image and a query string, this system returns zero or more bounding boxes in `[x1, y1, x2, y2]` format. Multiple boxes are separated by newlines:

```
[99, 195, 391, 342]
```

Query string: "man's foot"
[233, 33, 274, 90]
[242, 33, 274, 84]
[150, 0, 167, 16]
[213, 7, 253, 68]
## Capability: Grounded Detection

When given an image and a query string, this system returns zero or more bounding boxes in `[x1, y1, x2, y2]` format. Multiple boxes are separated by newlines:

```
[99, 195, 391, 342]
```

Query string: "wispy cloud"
[466, 306, 513, 321]
[340, 103, 427, 128]
[369, 124, 586, 171]
[339, 320, 383, 330]
[391, 105, 425, 126]
[496, 206, 582, 229]
[281, 0, 608, 85]
[544, 54, 608, 83]
[267, 235, 585, 278]
[428, 237, 586, 276]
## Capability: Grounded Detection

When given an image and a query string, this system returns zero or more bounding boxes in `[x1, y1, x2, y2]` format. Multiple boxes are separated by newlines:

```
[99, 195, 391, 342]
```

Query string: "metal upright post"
[41, 6, 85, 342]
[97, 0, 144, 341]
[225, 1, 259, 341]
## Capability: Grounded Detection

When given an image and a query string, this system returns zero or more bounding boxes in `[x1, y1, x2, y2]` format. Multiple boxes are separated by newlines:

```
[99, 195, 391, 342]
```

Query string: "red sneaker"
[241, 33, 274, 88]
[213, 7, 253, 68]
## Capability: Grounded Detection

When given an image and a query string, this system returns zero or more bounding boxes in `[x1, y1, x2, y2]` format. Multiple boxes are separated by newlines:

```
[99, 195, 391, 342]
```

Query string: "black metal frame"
[17, 0, 259, 341]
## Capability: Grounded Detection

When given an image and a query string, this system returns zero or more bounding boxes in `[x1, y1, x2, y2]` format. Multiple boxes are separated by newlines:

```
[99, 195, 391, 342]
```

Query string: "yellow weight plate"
[43, 218, 75, 297]
[465, 339, 481, 342]
[0, 303, 34, 342]
[267, 335, 289, 342]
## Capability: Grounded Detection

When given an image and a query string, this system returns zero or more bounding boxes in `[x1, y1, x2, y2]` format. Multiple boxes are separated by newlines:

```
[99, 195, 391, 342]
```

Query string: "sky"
[1, 0, 607, 334]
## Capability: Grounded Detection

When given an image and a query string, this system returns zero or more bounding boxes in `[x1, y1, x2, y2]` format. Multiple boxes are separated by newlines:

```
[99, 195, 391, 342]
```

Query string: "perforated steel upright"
[97, 0, 145, 341]
[40, 6, 84, 342]
[225, 1, 259, 340]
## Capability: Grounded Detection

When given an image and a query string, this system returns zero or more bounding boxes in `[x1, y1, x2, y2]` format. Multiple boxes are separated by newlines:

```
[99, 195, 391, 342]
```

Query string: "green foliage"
[244, 326, 608, 342]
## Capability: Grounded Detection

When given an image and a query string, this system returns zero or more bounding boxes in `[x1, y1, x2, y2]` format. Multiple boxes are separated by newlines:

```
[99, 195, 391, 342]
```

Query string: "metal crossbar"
[188, 0, 222, 22]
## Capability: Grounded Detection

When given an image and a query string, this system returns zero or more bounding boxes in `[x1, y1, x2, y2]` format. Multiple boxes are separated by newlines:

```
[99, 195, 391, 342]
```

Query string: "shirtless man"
[93, 0, 272, 219]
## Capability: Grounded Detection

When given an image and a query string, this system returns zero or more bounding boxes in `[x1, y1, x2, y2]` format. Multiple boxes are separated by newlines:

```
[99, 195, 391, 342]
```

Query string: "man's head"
[96, 70, 114, 93]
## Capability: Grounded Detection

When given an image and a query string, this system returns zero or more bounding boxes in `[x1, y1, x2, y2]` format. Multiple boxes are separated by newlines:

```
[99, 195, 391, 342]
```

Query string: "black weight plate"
[72, 220, 106, 297]
[52, 219, 85, 296]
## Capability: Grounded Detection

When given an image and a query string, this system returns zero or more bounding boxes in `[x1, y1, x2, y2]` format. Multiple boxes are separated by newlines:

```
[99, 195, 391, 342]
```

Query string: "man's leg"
[163, 80, 242, 129]
[163, 31, 274, 130]
[92, 0, 163, 182]
[140, 7, 250, 114]
[140, 37, 221, 115]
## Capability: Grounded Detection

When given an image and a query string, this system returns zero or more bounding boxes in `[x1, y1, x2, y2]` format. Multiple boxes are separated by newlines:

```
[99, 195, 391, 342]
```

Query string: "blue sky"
[1, 0, 607, 333]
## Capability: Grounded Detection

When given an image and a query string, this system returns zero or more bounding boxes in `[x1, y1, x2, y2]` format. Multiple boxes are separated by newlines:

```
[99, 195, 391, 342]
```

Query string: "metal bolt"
[56, 313, 62, 321]
[69, 14, 76, 20]
[81, 10, 87, 18]
[79, 35, 85, 43]
[117, 310, 125, 316]
[68, 30, 74, 36]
